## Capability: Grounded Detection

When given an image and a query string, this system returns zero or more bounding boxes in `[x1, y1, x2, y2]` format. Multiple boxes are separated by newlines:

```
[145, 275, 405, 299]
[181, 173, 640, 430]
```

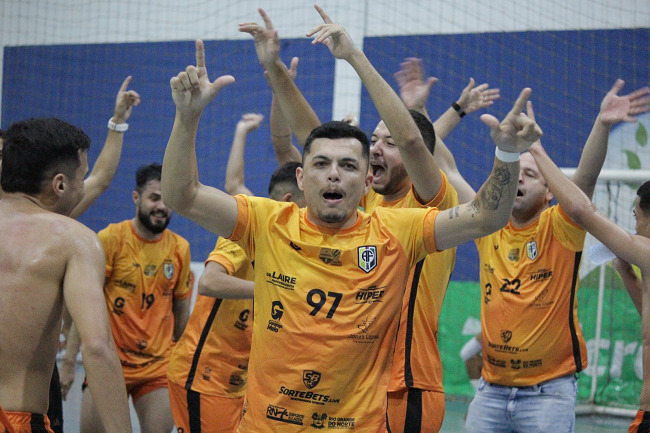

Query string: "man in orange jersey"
[432, 82, 650, 432]
[70, 163, 192, 433]
[240, 10, 498, 432]
[161, 6, 541, 427]
[0, 118, 132, 433]
[517, 102, 650, 433]
[168, 112, 305, 433]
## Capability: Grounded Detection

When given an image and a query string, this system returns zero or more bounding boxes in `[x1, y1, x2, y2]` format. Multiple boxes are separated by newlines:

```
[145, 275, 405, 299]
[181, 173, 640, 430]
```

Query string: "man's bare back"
[0, 199, 103, 413]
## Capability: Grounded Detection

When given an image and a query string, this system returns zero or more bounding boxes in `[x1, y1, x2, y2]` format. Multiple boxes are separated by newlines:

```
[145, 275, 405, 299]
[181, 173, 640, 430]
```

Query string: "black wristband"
[451, 102, 466, 118]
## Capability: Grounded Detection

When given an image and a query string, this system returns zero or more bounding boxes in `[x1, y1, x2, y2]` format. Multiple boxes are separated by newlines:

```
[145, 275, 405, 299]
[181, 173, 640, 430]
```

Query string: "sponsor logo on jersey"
[510, 359, 522, 370]
[136, 340, 148, 350]
[488, 341, 527, 354]
[289, 241, 302, 251]
[163, 261, 174, 279]
[508, 248, 520, 262]
[311, 413, 327, 429]
[144, 264, 157, 276]
[266, 271, 297, 291]
[202, 367, 211, 380]
[328, 417, 356, 429]
[357, 246, 377, 273]
[531, 287, 554, 308]
[229, 374, 244, 387]
[266, 405, 304, 425]
[132, 262, 140, 268]
[530, 268, 553, 281]
[278, 386, 340, 405]
[235, 309, 250, 331]
[112, 296, 126, 315]
[115, 279, 136, 292]
[348, 317, 379, 343]
[501, 330, 512, 343]
[319, 248, 342, 266]
[493, 245, 499, 250]
[354, 285, 385, 304]
[267, 301, 284, 333]
[487, 354, 506, 368]
[483, 263, 495, 274]
[303, 370, 321, 389]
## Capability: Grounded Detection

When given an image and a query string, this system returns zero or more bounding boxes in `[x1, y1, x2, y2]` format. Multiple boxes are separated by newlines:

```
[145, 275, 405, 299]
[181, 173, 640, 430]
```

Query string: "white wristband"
[495, 147, 519, 162]
[107, 118, 128, 132]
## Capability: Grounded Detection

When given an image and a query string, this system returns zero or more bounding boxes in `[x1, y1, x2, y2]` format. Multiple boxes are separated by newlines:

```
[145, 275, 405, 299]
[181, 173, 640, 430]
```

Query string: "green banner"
[440, 274, 642, 408]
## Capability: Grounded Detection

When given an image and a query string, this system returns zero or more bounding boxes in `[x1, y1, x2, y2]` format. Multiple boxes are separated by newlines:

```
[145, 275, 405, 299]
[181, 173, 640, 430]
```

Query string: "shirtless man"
[0, 118, 132, 433]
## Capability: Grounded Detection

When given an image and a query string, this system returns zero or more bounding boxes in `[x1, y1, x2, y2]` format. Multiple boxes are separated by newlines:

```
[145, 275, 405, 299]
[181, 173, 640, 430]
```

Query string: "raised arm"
[198, 261, 255, 299]
[394, 58, 499, 140]
[162, 40, 238, 237]
[225, 113, 264, 196]
[433, 78, 500, 140]
[393, 57, 477, 202]
[270, 57, 302, 165]
[308, 6, 441, 202]
[70, 76, 140, 219]
[526, 101, 650, 275]
[63, 228, 132, 433]
[614, 258, 643, 315]
[434, 88, 542, 251]
[572, 79, 650, 199]
[240, 10, 321, 146]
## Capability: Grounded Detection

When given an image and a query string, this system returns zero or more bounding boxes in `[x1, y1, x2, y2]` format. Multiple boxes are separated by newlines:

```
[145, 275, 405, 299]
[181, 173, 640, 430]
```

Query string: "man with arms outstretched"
[520, 100, 650, 433]
[0, 118, 132, 433]
[239, 9, 499, 431]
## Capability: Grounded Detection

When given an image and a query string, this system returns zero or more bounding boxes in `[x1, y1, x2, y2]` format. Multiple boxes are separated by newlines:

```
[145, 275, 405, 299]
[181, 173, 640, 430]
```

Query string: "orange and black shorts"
[3, 412, 54, 433]
[629, 410, 650, 433]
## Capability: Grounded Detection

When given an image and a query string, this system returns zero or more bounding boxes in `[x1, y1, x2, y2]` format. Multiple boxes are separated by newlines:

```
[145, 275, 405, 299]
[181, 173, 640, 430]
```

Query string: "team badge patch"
[163, 262, 174, 279]
[526, 240, 538, 261]
[303, 370, 321, 389]
[501, 330, 512, 343]
[357, 246, 377, 273]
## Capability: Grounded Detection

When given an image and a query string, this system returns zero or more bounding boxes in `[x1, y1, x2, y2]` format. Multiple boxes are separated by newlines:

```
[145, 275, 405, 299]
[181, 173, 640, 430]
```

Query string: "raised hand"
[239, 8, 281, 67]
[393, 57, 438, 111]
[599, 79, 650, 125]
[169, 40, 235, 117]
[236, 113, 265, 133]
[481, 88, 542, 153]
[306, 5, 359, 61]
[457, 78, 501, 115]
[112, 76, 141, 124]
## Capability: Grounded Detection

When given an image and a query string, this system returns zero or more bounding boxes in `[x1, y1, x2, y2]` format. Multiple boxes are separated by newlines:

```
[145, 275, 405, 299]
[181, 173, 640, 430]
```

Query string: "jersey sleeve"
[412, 170, 457, 210]
[376, 207, 439, 265]
[97, 224, 119, 279]
[205, 237, 250, 277]
[552, 205, 587, 251]
[173, 238, 192, 300]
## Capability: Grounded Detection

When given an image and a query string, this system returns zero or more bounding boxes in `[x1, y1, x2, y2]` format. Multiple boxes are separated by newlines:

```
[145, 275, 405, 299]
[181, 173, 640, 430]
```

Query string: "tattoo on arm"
[480, 165, 511, 210]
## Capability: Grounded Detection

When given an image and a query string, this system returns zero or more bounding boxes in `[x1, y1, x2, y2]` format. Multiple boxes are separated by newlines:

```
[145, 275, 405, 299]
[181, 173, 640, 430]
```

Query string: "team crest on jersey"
[526, 240, 538, 261]
[319, 248, 342, 266]
[303, 370, 321, 389]
[501, 330, 512, 343]
[357, 246, 377, 273]
[311, 413, 327, 429]
[163, 261, 174, 279]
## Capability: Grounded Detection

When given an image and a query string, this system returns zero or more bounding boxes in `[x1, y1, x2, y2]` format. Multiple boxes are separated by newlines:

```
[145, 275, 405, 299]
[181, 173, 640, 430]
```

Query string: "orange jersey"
[362, 173, 458, 392]
[475, 205, 588, 386]
[99, 220, 192, 380]
[168, 237, 254, 397]
[229, 195, 439, 433]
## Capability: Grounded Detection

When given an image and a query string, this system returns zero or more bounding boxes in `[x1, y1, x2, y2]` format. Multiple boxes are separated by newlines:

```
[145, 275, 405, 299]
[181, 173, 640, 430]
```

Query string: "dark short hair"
[303, 121, 370, 164]
[1, 118, 90, 194]
[409, 109, 436, 154]
[268, 161, 301, 196]
[135, 163, 162, 193]
[637, 180, 650, 215]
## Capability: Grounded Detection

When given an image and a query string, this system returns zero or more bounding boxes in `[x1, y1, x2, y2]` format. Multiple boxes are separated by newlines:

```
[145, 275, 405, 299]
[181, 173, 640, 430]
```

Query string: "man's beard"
[138, 208, 171, 234]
